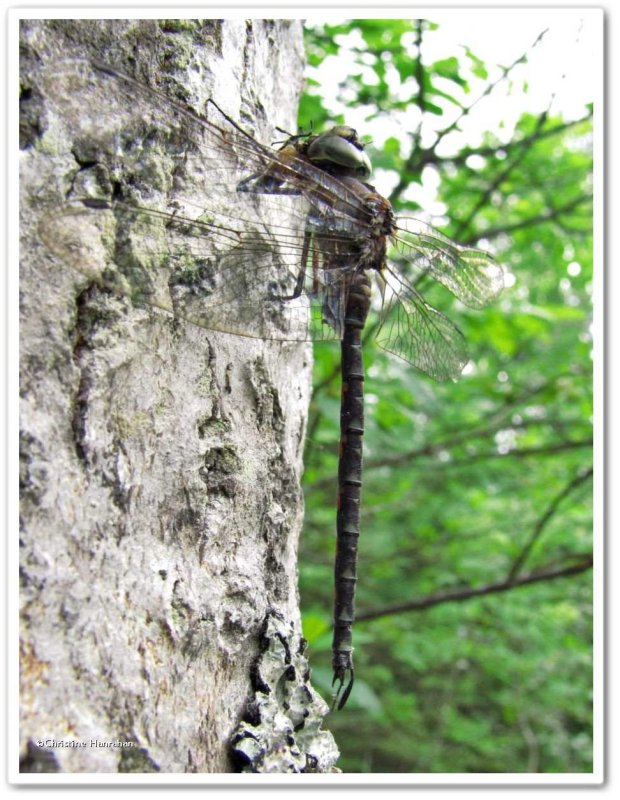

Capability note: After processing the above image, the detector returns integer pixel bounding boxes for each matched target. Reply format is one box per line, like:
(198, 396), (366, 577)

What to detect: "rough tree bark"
(19, 18), (339, 774)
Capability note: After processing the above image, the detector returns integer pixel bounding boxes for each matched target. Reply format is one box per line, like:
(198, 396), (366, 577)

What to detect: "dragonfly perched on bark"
(36, 58), (503, 710)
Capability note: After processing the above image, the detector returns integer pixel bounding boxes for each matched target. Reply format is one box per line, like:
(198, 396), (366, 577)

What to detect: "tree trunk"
(19, 18), (338, 774)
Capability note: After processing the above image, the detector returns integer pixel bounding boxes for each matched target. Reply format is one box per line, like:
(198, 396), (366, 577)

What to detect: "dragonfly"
(36, 58), (504, 710)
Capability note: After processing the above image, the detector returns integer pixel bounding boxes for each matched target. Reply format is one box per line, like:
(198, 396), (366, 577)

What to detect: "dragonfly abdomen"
(332, 270), (372, 709)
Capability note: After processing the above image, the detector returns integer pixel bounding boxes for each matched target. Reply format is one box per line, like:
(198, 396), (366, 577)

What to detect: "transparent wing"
(35, 57), (377, 342)
(35, 58), (502, 370)
(375, 265), (469, 381)
(38, 198), (361, 343)
(392, 217), (504, 309)
(39, 58), (373, 224)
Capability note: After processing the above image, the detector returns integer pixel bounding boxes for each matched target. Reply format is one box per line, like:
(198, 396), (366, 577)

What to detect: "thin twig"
(441, 111), (593, 170)
(390, 28), (549, 203)
(506, 467), (593, 580)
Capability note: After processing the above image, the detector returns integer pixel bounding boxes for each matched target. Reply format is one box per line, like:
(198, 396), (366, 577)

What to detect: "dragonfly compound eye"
(307, 133), (372, 179)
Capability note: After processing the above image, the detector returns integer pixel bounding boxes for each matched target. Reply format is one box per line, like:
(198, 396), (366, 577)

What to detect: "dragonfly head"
(306, 126), (372, 180)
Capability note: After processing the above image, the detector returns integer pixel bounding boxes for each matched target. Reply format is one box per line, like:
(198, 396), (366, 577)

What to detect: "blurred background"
(296, 13), (596, 773)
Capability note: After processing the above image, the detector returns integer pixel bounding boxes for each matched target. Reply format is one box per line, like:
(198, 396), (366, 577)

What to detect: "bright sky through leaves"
(306, 10), (597, 133)
(304, 10), (599, 212)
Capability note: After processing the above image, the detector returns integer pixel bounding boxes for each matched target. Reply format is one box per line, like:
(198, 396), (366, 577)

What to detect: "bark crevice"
(19, 18), (337, 774)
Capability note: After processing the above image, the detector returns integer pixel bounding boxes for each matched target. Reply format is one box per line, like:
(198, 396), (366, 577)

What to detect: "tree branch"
(440, 111), (593, 170)
(465, 193), (592, 243)
(305, 364), (591, 488)
(356, 555), (593, 622)
(506, 466), (593, 580)
(390, 28), (549, 203)
(429, 29), (549, 155)
(307, 434), (590, 491)
(411, 19), (425, 156)
(417, 438), (592, 471)
(452, 106), (550, 240)
(369, 433), (591, 472)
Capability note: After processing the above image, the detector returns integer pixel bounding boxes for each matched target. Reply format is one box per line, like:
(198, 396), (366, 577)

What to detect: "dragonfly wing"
(393, 218), (504, 309)
(39, 59), (372, 224)
(36, 58), (373, 343)
(38, 199), (349, 343)
(376, 266), (469, 381)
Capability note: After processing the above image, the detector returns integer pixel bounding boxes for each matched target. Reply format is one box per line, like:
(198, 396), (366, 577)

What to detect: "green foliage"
(298, 19), (593, 774)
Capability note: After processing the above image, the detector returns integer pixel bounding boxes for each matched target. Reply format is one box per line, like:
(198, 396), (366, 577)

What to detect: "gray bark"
(19, 18), (338, 774)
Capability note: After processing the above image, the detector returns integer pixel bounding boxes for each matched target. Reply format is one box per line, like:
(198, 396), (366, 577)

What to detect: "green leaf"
(301, 612), (330, 643)
(464, 46), (488, 80)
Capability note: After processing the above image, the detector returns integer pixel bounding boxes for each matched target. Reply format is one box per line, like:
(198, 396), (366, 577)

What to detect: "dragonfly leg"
(270, 229), (310, 301)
